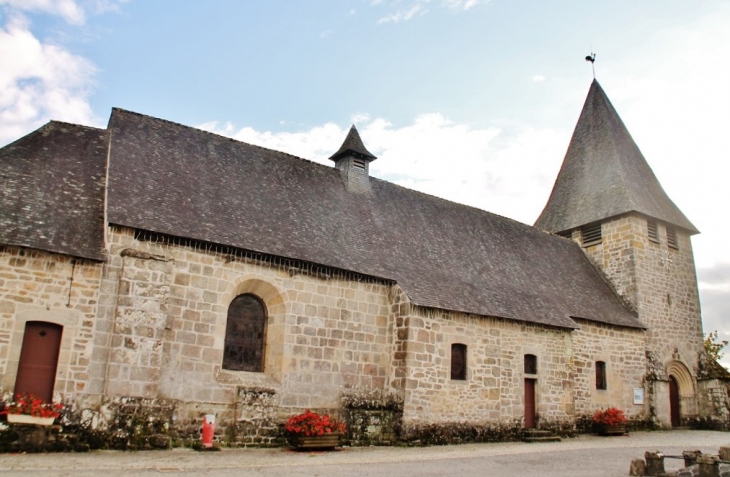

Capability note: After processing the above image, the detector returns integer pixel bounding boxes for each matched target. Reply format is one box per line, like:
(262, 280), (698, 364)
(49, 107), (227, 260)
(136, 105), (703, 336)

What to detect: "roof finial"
(585, 47), (596, 79)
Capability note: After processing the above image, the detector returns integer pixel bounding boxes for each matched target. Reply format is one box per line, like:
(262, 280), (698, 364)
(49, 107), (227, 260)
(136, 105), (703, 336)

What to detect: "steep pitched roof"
(535, 80), (698, 234)
(106, 108), (642, 329)
(0, 122), (108, 261)
(329, 125), (377, 162)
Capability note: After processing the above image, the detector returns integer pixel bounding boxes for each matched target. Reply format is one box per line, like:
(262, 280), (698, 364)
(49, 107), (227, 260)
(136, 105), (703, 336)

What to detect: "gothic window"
(451, 343), (467, 380)
(667, 227), (678, 250)
(596, 361), (607, 390)
(524, 354), (537, 375)
(581, 223), (602, 246)
(647, 220), (659, 243)
(223, 294), (267, 372)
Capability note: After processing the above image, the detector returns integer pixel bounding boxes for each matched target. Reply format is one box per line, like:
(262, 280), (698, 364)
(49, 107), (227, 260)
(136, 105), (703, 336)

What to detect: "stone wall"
(398, 306), (573, 429)
(570, 319), (647, 420)
(579, 214), (706, 424)
(581, 215), (703, 360)
(99, 227), (396, 436)
(0, 245), (103, 400)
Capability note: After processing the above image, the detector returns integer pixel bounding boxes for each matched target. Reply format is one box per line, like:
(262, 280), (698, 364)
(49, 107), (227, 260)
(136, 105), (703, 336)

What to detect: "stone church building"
(0, 80), (727, 446)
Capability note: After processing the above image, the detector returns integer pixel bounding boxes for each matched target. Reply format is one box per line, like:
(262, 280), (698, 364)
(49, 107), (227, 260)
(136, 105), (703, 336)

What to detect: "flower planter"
(596, 425), (626, 436)
(287, 433), (342, 451)
(6, 414), (55, 426)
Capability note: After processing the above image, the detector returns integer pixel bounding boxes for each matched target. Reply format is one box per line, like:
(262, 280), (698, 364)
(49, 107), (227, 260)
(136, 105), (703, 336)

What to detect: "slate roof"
(0, 122), (108, 261)
(105, 108), (642, 330)
(329, 125), (377, 162)
(535, 80), (698, 234)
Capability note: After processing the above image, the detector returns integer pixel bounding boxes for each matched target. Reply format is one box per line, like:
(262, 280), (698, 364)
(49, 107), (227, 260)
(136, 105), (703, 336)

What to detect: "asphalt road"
(0, 430), (728, 477)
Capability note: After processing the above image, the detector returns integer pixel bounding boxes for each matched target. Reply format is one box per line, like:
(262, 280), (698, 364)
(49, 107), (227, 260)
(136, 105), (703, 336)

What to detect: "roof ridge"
(111, 108), (553, 238)
(110, 107), (327, 168)
(48, 120), (105, 131)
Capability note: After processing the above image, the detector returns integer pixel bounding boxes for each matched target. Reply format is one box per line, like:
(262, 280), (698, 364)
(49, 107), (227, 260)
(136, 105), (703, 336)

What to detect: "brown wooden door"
(14, 322), (62, 402)
(524, 378), (536, 428)
(669, 376), (681, 427)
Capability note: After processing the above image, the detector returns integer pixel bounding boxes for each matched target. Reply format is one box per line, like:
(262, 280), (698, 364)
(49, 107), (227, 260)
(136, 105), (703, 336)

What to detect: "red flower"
(593, 407), (627, 426)
(1, 393), (63, 419)
(284, 410), (346, 437)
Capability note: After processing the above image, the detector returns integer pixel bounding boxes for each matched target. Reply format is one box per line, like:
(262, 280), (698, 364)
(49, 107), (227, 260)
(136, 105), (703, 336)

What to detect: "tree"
(705, 330), (729, 361)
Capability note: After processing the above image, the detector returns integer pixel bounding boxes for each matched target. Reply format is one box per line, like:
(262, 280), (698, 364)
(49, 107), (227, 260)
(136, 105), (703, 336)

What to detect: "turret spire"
(535, 80), (698, 234)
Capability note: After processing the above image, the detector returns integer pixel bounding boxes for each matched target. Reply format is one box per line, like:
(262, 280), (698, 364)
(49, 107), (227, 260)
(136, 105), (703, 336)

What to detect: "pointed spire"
(329, 125), (377, 163)
(535, 80), (698, 234)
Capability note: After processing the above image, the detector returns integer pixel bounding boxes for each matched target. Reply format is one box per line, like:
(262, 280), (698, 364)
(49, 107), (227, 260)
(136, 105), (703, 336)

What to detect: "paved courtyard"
(0, 430), (728, 476)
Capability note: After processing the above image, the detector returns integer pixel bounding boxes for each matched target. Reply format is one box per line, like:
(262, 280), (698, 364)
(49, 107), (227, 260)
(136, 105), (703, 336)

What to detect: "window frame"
(596, 361), (607, 390)
(450, 343), (467, 381)
(524, 354), (538, 375)
(222, 293), (267, 373)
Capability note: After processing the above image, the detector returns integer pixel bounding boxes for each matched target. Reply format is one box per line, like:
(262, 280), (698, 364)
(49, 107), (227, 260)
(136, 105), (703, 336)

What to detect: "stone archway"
(666, 361), (695, 428)
(221, 278), (287, 381)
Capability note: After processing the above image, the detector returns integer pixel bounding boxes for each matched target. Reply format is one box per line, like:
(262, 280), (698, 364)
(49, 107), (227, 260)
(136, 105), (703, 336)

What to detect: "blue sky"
(2, 0), (730, 360)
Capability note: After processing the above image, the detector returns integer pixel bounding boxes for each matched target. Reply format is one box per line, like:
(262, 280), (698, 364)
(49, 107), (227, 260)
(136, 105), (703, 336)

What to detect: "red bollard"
(202, 414), (216, 448)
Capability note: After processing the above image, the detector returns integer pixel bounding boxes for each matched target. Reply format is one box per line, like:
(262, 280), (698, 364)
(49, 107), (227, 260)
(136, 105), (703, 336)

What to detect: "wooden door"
(14, 322), (62, 402)
(524, 378), (536, 428)
(669, 376), (681, 427)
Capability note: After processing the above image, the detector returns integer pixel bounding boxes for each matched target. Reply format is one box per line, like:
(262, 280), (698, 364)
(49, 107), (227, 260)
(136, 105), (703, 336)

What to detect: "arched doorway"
(14, 321), (63, 402)
(669, 376), (681, 427)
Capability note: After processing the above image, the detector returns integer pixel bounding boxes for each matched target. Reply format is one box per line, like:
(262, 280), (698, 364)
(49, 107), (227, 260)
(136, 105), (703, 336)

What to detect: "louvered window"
(524, 354), (537, 375)
(557, 230), (572, 239)
(451, 343), (467, 380)
(353, 158), (366, 169)
(667, 228), (678, 249)
(647, 220), (659, 243)
(581, 223), (602, 246)
(596, 361), (607, 390)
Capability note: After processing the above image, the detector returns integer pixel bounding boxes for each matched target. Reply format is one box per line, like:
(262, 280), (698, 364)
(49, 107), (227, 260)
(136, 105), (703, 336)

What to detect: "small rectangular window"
(647, 220), (659, 243)
(451, 343), (467, 380)
(596, 361), (607, 390)
(581, 223), (602, 246)
(667, 228), (678, 249)
(353, 158), (366, 169)
(524, 354), (537, 375)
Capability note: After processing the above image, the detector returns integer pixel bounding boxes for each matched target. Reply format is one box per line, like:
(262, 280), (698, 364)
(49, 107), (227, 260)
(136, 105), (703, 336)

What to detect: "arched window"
(524, 354), (537, 375)
(596, 361), (607, 390)
(451, 343), (467, 380)
(223, 294), (267, 372)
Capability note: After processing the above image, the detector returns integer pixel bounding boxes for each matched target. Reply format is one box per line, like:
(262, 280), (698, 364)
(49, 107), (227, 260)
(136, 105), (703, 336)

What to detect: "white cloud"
(0, 0), (128, 25)
(0, 0), (86, 24)
(0, 12), (99, 145)
(443, 0), (485, 10)
(377, 4), (427, 24)
(532, 75), (545, 83)
(374, 0), (487, 23)
(350, 112), (370, 124)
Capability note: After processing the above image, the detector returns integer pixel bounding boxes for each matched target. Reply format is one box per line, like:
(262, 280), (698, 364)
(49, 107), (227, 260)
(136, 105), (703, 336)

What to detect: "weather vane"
(585, 49), (596, 79)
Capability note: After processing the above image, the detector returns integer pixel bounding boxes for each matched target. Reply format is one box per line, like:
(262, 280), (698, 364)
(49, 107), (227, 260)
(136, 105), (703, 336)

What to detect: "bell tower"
(535, 80), (704, 427)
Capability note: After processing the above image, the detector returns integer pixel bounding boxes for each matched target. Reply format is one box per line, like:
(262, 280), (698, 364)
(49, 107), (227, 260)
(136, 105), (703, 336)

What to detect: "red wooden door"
(14, 322), (62, 402)
(524, 378), (536, 428)
(669, 376), (681, 427)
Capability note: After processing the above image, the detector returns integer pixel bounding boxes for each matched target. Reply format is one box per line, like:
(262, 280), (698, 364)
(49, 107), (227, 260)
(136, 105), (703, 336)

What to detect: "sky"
(1, 0), (729, 362)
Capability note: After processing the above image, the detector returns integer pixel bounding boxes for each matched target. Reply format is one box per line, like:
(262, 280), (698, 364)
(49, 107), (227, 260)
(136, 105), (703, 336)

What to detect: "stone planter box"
(287, 433), (342, 451)
(6, 414), (55, 426)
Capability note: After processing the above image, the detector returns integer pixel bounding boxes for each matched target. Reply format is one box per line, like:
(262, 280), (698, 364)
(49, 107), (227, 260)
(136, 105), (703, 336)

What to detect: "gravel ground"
(0, 430), (728, 476)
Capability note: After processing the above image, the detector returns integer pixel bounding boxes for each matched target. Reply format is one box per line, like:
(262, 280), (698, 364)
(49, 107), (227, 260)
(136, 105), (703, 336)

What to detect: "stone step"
(522, 435), (562, 443)
(521, 429), (561, 443)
